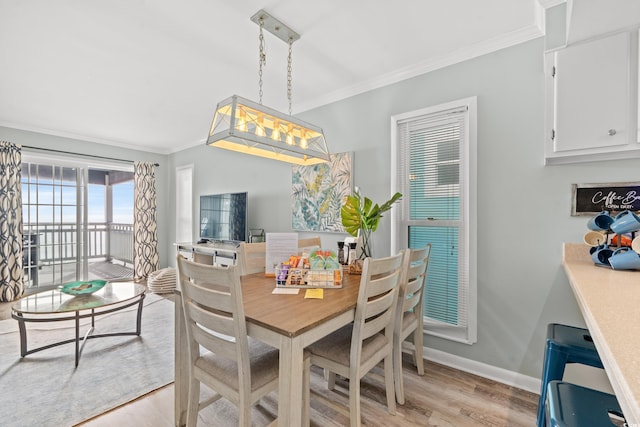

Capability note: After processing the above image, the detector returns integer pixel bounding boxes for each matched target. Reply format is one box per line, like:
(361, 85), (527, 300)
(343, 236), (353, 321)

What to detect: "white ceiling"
(0, 0), (545, 154)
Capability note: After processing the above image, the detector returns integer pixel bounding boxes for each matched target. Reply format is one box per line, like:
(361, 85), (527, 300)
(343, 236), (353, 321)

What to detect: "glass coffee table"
(11, 281), (146, 367)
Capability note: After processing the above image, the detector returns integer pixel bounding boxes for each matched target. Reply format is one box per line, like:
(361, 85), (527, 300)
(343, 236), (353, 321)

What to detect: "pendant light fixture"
(206, 10), (330, 166)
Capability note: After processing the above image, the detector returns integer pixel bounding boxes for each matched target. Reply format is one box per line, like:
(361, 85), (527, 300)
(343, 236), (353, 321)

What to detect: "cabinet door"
(546, 31), (633, 161)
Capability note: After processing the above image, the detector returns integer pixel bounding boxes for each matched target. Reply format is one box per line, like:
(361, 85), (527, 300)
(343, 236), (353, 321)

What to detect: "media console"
(176, 241), (238, 266)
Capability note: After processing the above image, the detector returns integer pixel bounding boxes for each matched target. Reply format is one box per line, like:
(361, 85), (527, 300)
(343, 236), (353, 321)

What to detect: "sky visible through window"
(23, 179), (133, 224)
(88, 181), (133, 224)
(88, 181), (134, 224)
(112, 181), (134, 224)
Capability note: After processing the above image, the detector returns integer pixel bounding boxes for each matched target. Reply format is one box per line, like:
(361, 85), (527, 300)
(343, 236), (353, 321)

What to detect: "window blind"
(393, 99), (476, 344)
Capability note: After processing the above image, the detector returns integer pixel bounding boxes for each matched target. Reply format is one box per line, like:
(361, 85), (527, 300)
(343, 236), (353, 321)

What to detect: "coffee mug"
(610, 210), (640, 234)
(583, 231), (606, 247)
(608, 247), (640, 270)
(591, 244), (613, 266)
(587, 211), (614, 231)
(589, 244), (605, 256)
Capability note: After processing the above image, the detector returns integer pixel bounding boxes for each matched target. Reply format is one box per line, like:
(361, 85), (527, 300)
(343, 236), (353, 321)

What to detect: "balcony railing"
(22, 222), (134, 291)
(24, 222), (134, 267)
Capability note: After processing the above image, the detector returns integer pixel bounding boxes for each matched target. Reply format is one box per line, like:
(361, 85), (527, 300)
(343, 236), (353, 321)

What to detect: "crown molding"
(0, 121), (171, 155)
(295, 23), (545, 114)
(538, 0), (566, 8)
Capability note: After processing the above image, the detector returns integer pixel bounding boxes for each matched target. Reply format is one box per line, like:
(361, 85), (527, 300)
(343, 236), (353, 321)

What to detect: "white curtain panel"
(0, 141), (24, 302)
(133, 161), (159, 280)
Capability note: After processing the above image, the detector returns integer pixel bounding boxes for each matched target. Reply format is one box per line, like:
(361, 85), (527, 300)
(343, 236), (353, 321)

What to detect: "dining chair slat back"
(304, 251), (404, 427)
(298, 236), (322, 250)
(393, 244), (431, 404)
(239, 238), (320, 276)
(238, 242), (267, 275)
(176, 254), (279, 427)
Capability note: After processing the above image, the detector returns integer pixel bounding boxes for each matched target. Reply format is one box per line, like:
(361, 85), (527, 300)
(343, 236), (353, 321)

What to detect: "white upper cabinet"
(544, 30), (639, 164)
(565, 0), (640, 45)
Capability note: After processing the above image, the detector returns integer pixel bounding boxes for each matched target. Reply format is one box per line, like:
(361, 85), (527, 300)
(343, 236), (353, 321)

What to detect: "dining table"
(174, 268), (362, 427)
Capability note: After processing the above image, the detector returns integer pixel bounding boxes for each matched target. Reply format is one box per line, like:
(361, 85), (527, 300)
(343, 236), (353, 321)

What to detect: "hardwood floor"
(2, 289), (537, 426)
(77, 355), (538, 427)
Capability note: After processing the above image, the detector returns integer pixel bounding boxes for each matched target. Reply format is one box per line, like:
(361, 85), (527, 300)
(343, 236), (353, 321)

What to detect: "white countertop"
(563, 243), (640, 425)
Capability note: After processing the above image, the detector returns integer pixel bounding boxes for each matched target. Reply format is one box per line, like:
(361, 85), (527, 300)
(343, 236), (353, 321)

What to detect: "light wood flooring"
(2, 285), (538, 426)
(76, 355), (538, 427)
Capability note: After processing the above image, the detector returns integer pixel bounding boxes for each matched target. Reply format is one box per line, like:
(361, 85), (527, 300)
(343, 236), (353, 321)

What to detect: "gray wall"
(0, 126), (170, 267)
(169, 37), (640, 379)
(3, 33), (638, 380)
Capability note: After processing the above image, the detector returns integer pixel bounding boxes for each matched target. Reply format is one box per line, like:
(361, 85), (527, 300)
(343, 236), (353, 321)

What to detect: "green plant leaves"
(340, 191), (402, 237)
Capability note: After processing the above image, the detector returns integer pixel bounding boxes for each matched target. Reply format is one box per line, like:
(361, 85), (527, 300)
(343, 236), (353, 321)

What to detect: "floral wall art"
(291, 152), (352, 232)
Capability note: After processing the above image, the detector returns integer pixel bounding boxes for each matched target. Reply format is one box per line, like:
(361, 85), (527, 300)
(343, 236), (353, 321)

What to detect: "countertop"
(563, 243), (640, 425)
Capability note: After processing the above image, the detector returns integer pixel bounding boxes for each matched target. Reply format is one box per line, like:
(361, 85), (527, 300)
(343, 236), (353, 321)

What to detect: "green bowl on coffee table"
(60, 280), (107, 296)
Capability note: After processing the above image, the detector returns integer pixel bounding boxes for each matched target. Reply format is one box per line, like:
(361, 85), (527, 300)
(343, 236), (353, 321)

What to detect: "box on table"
(275, 266), (343, 288)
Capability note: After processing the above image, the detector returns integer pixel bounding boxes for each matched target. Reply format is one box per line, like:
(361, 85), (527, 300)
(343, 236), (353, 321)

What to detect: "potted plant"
(340, 188), (402, 271)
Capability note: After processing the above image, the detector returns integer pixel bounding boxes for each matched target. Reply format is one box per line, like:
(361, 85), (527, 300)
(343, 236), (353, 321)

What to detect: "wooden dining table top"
(241, 269), (362, 337)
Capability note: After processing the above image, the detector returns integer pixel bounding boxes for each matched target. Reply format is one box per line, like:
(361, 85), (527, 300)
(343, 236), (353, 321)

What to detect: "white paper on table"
(272, 287), (300, 295)
(265, 232), (298, 275)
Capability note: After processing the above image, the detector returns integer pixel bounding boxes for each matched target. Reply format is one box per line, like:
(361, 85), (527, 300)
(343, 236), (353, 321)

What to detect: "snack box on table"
(275, 249), (343, 288)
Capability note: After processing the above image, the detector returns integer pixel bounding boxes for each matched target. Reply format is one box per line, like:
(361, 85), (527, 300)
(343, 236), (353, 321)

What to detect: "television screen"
(199, 192), (248, 243)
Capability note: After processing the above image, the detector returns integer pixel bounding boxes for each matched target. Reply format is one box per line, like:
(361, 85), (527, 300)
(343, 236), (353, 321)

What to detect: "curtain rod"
(21, 145), (160, 167)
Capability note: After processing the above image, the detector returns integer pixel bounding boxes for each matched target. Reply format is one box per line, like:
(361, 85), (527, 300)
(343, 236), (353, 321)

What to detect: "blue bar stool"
(537, 323), (605, 427)
(546, 380), (625, 427)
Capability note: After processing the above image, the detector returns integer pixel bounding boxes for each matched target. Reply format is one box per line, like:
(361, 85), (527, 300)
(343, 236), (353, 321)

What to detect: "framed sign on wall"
(571, 182), (640, 216)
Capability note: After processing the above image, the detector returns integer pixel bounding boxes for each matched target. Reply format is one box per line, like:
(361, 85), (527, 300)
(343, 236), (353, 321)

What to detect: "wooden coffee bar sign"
(572, 182), (640, 216)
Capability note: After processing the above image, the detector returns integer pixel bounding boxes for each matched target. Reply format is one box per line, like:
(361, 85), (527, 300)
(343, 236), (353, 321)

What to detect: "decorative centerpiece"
(340, 188), (402, 274)
(275, 249), (343, 288)
(59, 280), (107, 295)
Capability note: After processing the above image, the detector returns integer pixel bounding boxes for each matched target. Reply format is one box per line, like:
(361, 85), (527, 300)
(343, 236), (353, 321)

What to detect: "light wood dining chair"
(176, 254), (279, 427)
(393, 244), (431, 404)
(238, 242), (267, 275)
(303, 252), (404, 427)
(298, 236), (321, 250)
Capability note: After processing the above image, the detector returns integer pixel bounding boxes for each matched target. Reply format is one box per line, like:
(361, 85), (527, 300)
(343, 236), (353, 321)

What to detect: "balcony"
(23, 222), (134, 293)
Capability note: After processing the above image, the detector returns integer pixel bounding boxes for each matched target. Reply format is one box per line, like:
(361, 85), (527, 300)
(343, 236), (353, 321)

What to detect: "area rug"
(0, 293), (175, 427)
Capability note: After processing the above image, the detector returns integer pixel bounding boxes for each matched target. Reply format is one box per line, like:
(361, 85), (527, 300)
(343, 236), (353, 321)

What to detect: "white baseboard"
(423, 347), (542, 395)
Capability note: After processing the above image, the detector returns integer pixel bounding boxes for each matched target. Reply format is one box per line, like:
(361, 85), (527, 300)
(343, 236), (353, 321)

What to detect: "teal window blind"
(393, 98), (476, 344)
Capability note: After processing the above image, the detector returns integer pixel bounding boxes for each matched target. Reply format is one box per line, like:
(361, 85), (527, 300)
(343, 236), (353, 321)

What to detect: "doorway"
(21, 156), (134, 293)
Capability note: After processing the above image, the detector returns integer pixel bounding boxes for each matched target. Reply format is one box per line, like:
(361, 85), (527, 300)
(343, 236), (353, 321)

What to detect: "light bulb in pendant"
(286, 123), (294, 145)
(299, 130), (308, 149)
(272, 120), (281, 141)
(237, 109), (247, 132)
(256, 114), (266, 137)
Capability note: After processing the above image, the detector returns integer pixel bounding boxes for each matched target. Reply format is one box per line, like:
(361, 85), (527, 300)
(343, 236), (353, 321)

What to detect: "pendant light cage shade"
(207, 95), (330, 166)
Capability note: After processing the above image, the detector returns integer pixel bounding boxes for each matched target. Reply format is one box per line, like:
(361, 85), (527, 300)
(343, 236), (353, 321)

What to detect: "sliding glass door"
(21, 153), (134, 293)
(22, 163), (83, 289)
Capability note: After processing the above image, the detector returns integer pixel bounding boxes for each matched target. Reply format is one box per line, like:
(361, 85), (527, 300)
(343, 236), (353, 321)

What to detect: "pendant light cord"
(256, 14), (295, 115)
(287, 37), (293, 116)
(258, 17), (266, 105)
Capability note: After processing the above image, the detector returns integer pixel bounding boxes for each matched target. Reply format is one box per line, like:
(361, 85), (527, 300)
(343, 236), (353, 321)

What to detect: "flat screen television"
(199, 192), (248, 243)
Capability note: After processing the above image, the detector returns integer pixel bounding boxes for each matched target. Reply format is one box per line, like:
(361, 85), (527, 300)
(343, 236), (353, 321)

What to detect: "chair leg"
(303, 356), (311, 427)
(349, 375), (362, 427)
(327, 370), (337, 390)
(393, 335), (405, 405)
(414, 328), (425, 376)
(384, 354), (397, 415)
(186, 378), (201, 427)
(238, 402), (250, 427)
